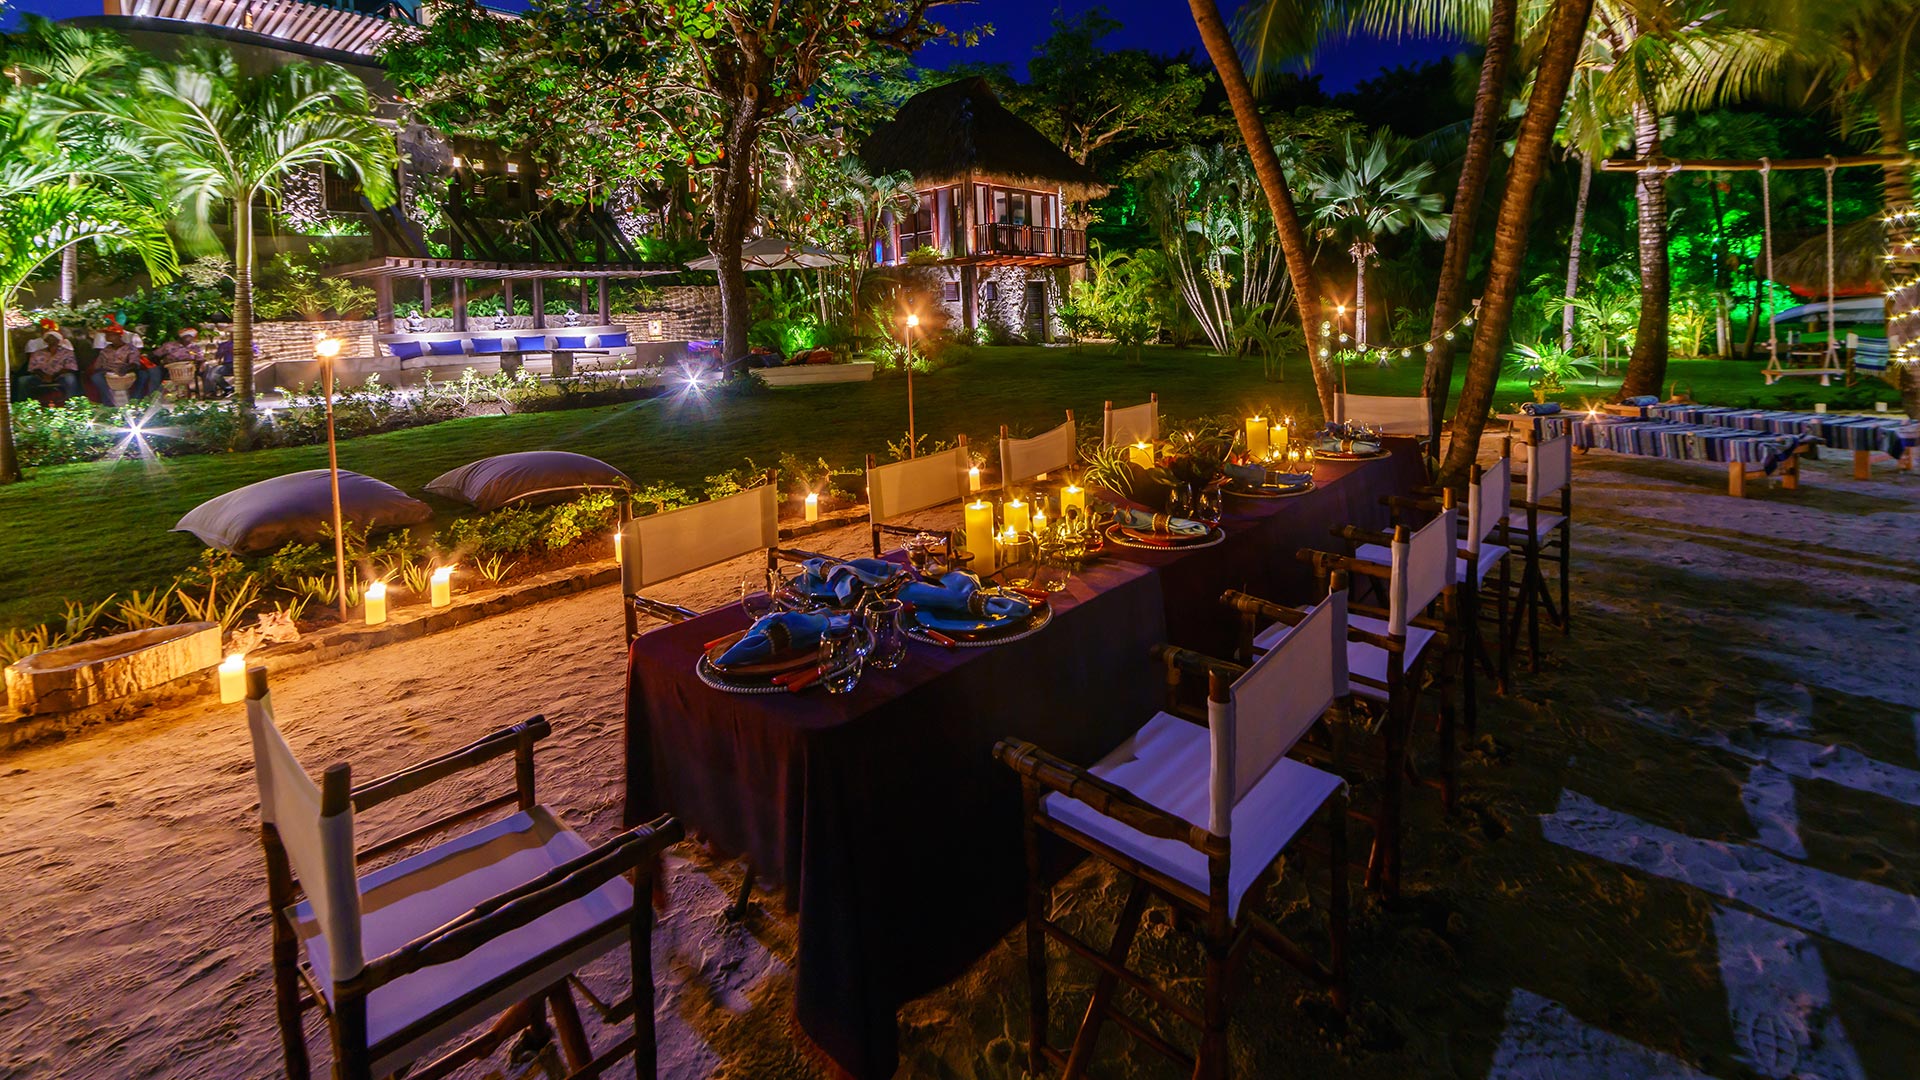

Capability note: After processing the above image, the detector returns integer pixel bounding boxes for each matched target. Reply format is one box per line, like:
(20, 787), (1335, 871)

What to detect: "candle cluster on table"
(1245, 415), (1295, 463)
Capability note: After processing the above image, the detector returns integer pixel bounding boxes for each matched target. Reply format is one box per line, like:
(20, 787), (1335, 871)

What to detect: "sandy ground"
(1, 445), (1916, 1080)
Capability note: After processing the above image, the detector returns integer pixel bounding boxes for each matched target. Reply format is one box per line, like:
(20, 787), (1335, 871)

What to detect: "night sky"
(5, 0), (1466, 92)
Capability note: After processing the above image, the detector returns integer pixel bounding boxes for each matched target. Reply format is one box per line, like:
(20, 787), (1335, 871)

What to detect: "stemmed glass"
(739, 572), (777, 622)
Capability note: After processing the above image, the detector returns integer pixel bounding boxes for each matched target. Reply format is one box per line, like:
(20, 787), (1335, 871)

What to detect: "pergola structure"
(334, 256), (680, 333)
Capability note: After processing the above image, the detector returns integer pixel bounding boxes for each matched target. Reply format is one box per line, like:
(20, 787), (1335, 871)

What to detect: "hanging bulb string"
(1314, 299), (1483, 363)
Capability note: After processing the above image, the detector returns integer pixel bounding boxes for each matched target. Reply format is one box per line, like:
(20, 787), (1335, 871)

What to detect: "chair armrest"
(352, 717), (551, 812)
(769, 545), (838, 566)
(1147, 643), (1246, 683)
(1298, 548), (1392, 581)
(359, 813), (684, 992)
(994, 738), (1221, 856)
(1334, 524), (1395, 548)
(1381, 494), (1440, 517)
(1220, 589), (1308, 628)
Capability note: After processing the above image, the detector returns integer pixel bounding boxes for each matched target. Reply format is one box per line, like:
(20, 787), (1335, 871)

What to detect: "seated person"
(149, 326), (206, 393)
(201, 334), (259, 398)
(15, 332), (82, 402)
(89, 321), (162, 401)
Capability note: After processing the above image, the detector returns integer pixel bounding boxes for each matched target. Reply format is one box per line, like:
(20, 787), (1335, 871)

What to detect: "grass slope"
(0, 345), (1896, 631)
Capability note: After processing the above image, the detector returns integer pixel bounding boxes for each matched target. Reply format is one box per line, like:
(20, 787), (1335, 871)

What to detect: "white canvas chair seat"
(1255, 614), (1434, 703)
(1354, 542), (1507, 587)
(293, 806), (633, 1072)
(1043, 713), (1342, 920)
(1510, 512), (1566, 542)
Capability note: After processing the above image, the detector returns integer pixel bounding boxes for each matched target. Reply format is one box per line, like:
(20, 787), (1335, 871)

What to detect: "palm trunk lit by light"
(317, 336), (348, 620)
(904, 312), (920, 458)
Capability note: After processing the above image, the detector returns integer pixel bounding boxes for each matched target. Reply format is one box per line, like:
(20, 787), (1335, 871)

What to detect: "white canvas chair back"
(1103, 395), (1158, 448)
(248, 690), (364, 984)
(867, 444), (971, 524)
(621, 484), (778, 591)
(1388, 509), (1456, 637)
(1206, 590), (1349, 836)
(1333, 392), (1433, 438)
(1527, 434), (1571, 503)
(1469, 456), (1511, 552)
(1000, 418), (1077, 487)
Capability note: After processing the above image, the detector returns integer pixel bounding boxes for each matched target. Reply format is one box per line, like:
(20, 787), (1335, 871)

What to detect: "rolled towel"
(1112, 508), (1209, 537)
(1622, 395), (1659, 407)
(1520, 401), (1561, 415)
(718, 611), (838, 666)
(796, 556), (898, 603)
(900, 571), (1031, 621)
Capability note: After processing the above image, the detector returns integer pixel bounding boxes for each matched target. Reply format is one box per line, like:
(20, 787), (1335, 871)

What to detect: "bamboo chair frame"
(249, 668), (683, 1080)
(617, 473), (779, 643)
(1504, 437), (1573, 672)
(995, 646), (1349, 1080)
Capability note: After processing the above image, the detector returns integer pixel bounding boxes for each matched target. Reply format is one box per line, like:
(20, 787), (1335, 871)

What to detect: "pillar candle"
(1245, 416), (1270, 460)
(1059, 484), (1086, 523)
(1003, 498), (1031, 535)
(364, 581), (388, 625)
(1033, 508), (1048, 535)
(964, 499), (997, 570)
(1273, 421), (1289, 458)
(219, 653), (246, 704)
(969, 465), (982, 492)
(1129, 442), (1154, 469)
(430, 565), (453, 608)
(804, 492), (819, 522)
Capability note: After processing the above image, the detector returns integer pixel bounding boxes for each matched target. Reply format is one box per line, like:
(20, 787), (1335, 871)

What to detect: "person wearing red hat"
(89, 320), (161, 401)
(16, 330), (81, 402)
(149, 326), (206, 397)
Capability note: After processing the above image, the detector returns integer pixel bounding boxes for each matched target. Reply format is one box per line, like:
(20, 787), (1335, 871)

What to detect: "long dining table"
(622, 438), (1424, 1078)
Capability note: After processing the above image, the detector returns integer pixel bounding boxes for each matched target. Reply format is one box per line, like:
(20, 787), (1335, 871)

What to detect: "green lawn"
(0, 344), (1898, 632)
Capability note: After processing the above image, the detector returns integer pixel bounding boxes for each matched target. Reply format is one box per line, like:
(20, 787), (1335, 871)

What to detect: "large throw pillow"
(425, 451), (633, 511)
(595, 331), (630, 349)
(386, 339), (424, 360)
(514, 334), (549, 351)
(427, 338), (467, 356)
(469, 337), (504, 354)
(174, 470), (432, 553)
(554, 334), (590, 349)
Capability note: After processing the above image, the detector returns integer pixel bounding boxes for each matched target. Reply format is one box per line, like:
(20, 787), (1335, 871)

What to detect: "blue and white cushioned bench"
(1566, 414), (1819, 498)
(1627, 403), (1916, 481)
(374, 325), (639, 366)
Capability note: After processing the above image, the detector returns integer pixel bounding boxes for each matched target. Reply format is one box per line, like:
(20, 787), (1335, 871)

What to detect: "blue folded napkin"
(1521, 401), (1561, 415)
(1112, 508), (1209, 537)
(1222, 462), (1264, 486)
(1622, 395), (1659, 407)
(717, 612), (838, 667)
(900, 571), (1031, 622)
(795, 557), (899, 603)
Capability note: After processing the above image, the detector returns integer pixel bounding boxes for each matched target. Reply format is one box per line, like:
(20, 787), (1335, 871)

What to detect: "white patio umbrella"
(685, 235), (845, 271)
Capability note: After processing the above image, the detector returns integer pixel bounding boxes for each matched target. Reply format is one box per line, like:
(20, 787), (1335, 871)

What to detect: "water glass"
(739, 573), (777, 622)
(1195, 486), (1222, 522)
(819, 623), (864, 694)
(864, 599), (908, 670)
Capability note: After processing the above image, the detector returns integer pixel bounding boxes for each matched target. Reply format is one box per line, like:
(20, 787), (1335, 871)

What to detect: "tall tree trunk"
(1354, 247), (1369, 348)
(1188, 0), (1330, 416)
(233, 199), (258, 440)
(1423, 0), (1519, 438)
(60, 249), (77, 307)
(1878, 90), (1919, 418)
(0, 321), (19, 484)
(711, 102), (763, 368)
(1618, 103), (1670, 400)
(1439, 0), (1595, 487)
(1561, 152), (1593, 350)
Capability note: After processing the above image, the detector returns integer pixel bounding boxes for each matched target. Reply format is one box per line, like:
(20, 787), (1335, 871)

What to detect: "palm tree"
(0, 117), (177, 484)
(1573, 0), (1787, 400)
(1553, 66), (1632, 350)
(105, 49), (397, 422)
(0, 16), (140, 305)
(1441, 0), (1597, 486)
(1305, 131), (1449, 349)
(1187, 0), (1335, 417)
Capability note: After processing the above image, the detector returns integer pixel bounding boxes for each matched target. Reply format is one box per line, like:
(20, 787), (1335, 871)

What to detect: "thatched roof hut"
(1768, 217), (1885, 299)
(860, 78), (1109, 201)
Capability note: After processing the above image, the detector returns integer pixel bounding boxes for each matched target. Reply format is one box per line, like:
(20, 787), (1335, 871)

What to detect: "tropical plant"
(1510, 341), (1598, 401)
(115, 586), (176, 631)
(1140, 143), (1289, 355)
(474, 555), (518, 586)
(0, 109), (178, 483)
(105, 48), (398, 421)
(748, 275), (825, 356)
(1304, 130), (1449, 349)
(254, 245), (377, 321)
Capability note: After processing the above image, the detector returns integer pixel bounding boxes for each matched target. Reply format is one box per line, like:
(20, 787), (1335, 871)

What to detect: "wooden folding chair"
(865, 440), (972, 556)
(1262, 509), (1457, 896)
(1102, 394), (1158, 449)
(997, 589), (1351, 1080)
(1506, 433), (1572, 671)
(617, 481), (780, 644)
(1333, 390), (1437, 463)
(999, 414), (1077, 491)
(246, 668), (682, 1080)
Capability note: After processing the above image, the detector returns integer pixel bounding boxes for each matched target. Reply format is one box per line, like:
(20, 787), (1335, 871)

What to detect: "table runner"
(621, 439), (1426, 1077)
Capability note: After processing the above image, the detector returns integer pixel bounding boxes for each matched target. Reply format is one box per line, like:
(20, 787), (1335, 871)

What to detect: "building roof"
(98, 0), (403, 57)
(859, 78), (1108, 200)
(1769, 217), (1885, 299)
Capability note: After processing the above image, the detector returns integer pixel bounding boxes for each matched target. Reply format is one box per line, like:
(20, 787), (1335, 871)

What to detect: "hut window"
(982, 281), (998, 302)
(943, 281), (961, 302)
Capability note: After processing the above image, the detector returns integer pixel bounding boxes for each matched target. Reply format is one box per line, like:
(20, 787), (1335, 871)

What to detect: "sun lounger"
(1624, 404), (1916, 480)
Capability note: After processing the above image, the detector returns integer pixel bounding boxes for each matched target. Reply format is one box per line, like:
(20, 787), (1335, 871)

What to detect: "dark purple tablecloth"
(625, 558), (1167, 1077)
(621, 438), (1424, 1078)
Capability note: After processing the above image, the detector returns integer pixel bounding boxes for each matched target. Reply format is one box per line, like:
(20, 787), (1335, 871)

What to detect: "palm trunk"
(1618, 103), (1670, 400)
(1423, 0), (1518, 437)
(1877, 88), (1920, 418)
(0, 318), (20, 484)
(1188, 0), (1330, 416)
(1354, 248), (1369, 349)
(712, 105), (763, 368)
(1561, 152), (1592, 350)
(60, 174), (80, 306)
(1440, 0), (1594, 487)
(233, 199), (258, 440)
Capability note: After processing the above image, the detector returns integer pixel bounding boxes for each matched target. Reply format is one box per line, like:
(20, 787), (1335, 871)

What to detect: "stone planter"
(757, 362), (876, 388)
(5, 622), (221, 716)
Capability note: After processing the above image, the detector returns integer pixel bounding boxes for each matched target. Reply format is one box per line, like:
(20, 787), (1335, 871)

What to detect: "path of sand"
(2, 448), (1916, 1079)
